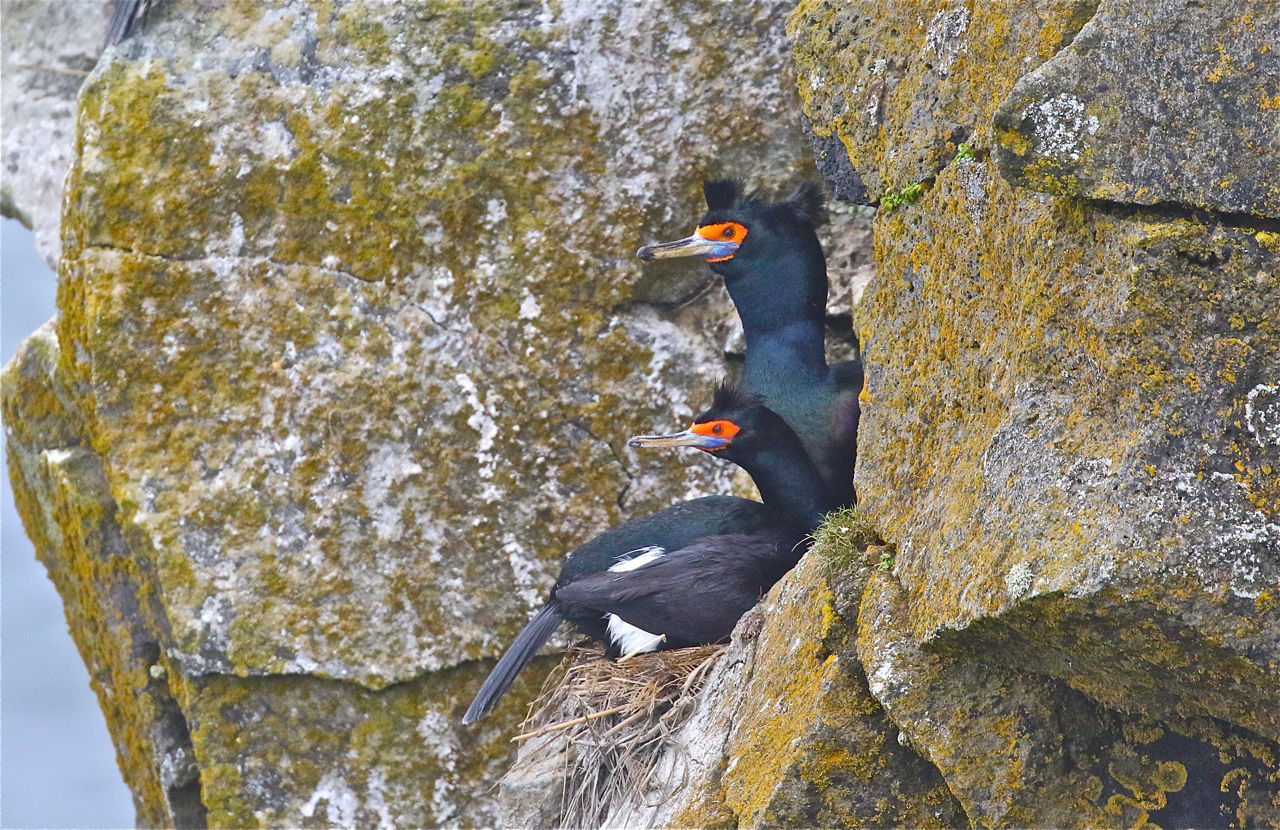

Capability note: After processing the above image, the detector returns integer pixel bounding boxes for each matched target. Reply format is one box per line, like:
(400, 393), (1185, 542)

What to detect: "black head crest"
(710, 382), (762, 413)
(781, 182), (826, 226)
(703, 179), (745, 211)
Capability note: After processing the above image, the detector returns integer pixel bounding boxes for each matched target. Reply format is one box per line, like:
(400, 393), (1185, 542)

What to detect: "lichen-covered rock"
(788, 0), (1280, 824)
(58, 0), (843, 690)
(0, 0), (113, 264)
(994, 0), (1280, 217)
(3, 324), (201, 827)
(860, 567), (1280, 827)
(861, 156), (1279, 741)
(176, 661), (555, 828)
(787, 0), (1099, 202)
(12, 0), (1276, 824)
(4, 0), (858, 823)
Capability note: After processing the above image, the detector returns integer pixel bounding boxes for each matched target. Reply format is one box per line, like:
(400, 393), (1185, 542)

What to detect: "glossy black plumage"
(638, 181), (862, 506)
(554, 531), (800, 648)
(462, 389), (835, 725)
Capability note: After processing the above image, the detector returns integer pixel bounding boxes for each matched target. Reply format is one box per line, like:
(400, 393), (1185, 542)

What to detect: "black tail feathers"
(461, 602), (564, 725)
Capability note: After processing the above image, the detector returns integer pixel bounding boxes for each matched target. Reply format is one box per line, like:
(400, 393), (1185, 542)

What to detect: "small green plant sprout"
(877, 549), (895, 571)
(879, 181), (924, 212)
(954, 142), (976, 161)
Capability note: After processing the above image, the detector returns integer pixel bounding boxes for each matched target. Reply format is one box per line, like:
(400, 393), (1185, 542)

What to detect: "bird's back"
(554, 495), (778, 588)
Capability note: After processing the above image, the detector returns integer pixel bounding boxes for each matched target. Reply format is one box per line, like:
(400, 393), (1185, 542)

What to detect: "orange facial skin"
(689, 419), (741, 450)
(696, 222), (748, 262)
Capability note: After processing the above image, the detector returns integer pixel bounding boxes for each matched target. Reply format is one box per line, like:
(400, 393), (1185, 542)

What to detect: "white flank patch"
(608, 546), (665, 573)
(604, 547), (668, 656)
(606, 614), (665, 657)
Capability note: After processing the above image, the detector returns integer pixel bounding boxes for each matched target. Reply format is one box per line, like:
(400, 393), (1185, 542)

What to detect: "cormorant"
(637, 180), (861, 506)
(462, 385), (836, 724)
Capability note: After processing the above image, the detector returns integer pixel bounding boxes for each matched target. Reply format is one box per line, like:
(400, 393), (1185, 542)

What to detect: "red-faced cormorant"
(637, 181), (861, 506)
(461, 385), (837, 725)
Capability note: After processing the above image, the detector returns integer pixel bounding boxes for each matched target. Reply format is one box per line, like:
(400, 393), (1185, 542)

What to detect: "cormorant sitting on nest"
(462, 385), (838, 724)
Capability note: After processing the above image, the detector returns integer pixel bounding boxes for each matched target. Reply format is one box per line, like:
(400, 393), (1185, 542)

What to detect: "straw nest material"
(504, 641), (726, 828)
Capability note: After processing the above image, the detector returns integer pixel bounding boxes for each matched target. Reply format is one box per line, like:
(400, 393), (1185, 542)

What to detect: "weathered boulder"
(994, 0), (1280, 218)
(860, 566), (1280, 827)
(787, 0), (1100, 204)
(3, 0), (863, 824)
(784, 0), (1280, 823)
(0, 0), (113, 265)
(862, 158), (1279, 740)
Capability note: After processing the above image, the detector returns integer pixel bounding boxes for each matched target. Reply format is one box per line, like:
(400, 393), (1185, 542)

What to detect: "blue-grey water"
(2, 217), (135, 828)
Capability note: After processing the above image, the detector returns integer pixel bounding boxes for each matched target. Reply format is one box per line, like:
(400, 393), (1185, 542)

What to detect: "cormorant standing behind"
(638, 181), (861, 506)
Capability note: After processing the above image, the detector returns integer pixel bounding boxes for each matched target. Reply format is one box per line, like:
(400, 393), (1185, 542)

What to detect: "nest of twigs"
(505, 641), (726, 829)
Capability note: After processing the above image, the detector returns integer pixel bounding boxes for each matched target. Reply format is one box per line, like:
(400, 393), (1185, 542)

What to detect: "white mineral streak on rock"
(41, 447), (78, 466)
(362, 443), (423, 542)
(517, 287), (541, 321)
(1245, 383), (1279, 447)
(502, 533), (548, 610)
(300, 771), (360, 826)
(363, 768), (396, 830)
(925, 7), (970, 78)
(1026, 93), (1100, 161)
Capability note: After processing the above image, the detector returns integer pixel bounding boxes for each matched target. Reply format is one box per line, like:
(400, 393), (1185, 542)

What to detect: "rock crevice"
(4, 0), (1277, 825)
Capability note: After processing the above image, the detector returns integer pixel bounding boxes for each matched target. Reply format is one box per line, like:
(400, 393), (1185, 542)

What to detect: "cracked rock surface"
(786, 0), (1277, 824)
(994, 0), (1280, 218)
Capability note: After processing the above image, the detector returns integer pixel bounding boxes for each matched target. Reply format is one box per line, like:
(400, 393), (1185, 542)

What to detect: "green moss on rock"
(786, 0), (1099, 201)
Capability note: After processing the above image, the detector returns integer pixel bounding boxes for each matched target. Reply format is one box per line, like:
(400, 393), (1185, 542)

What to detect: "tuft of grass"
(813, 506), (883, 573)
(954, 141), (976, 161)
(879, 181), (924, 211)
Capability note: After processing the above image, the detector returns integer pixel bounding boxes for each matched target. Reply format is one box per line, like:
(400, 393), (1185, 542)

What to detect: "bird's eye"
(711, 424), (723, 434)
(722, 226), (735, 239)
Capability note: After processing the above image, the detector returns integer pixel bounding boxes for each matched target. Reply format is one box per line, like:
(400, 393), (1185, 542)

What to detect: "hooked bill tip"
(636, 246), (655, 261)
